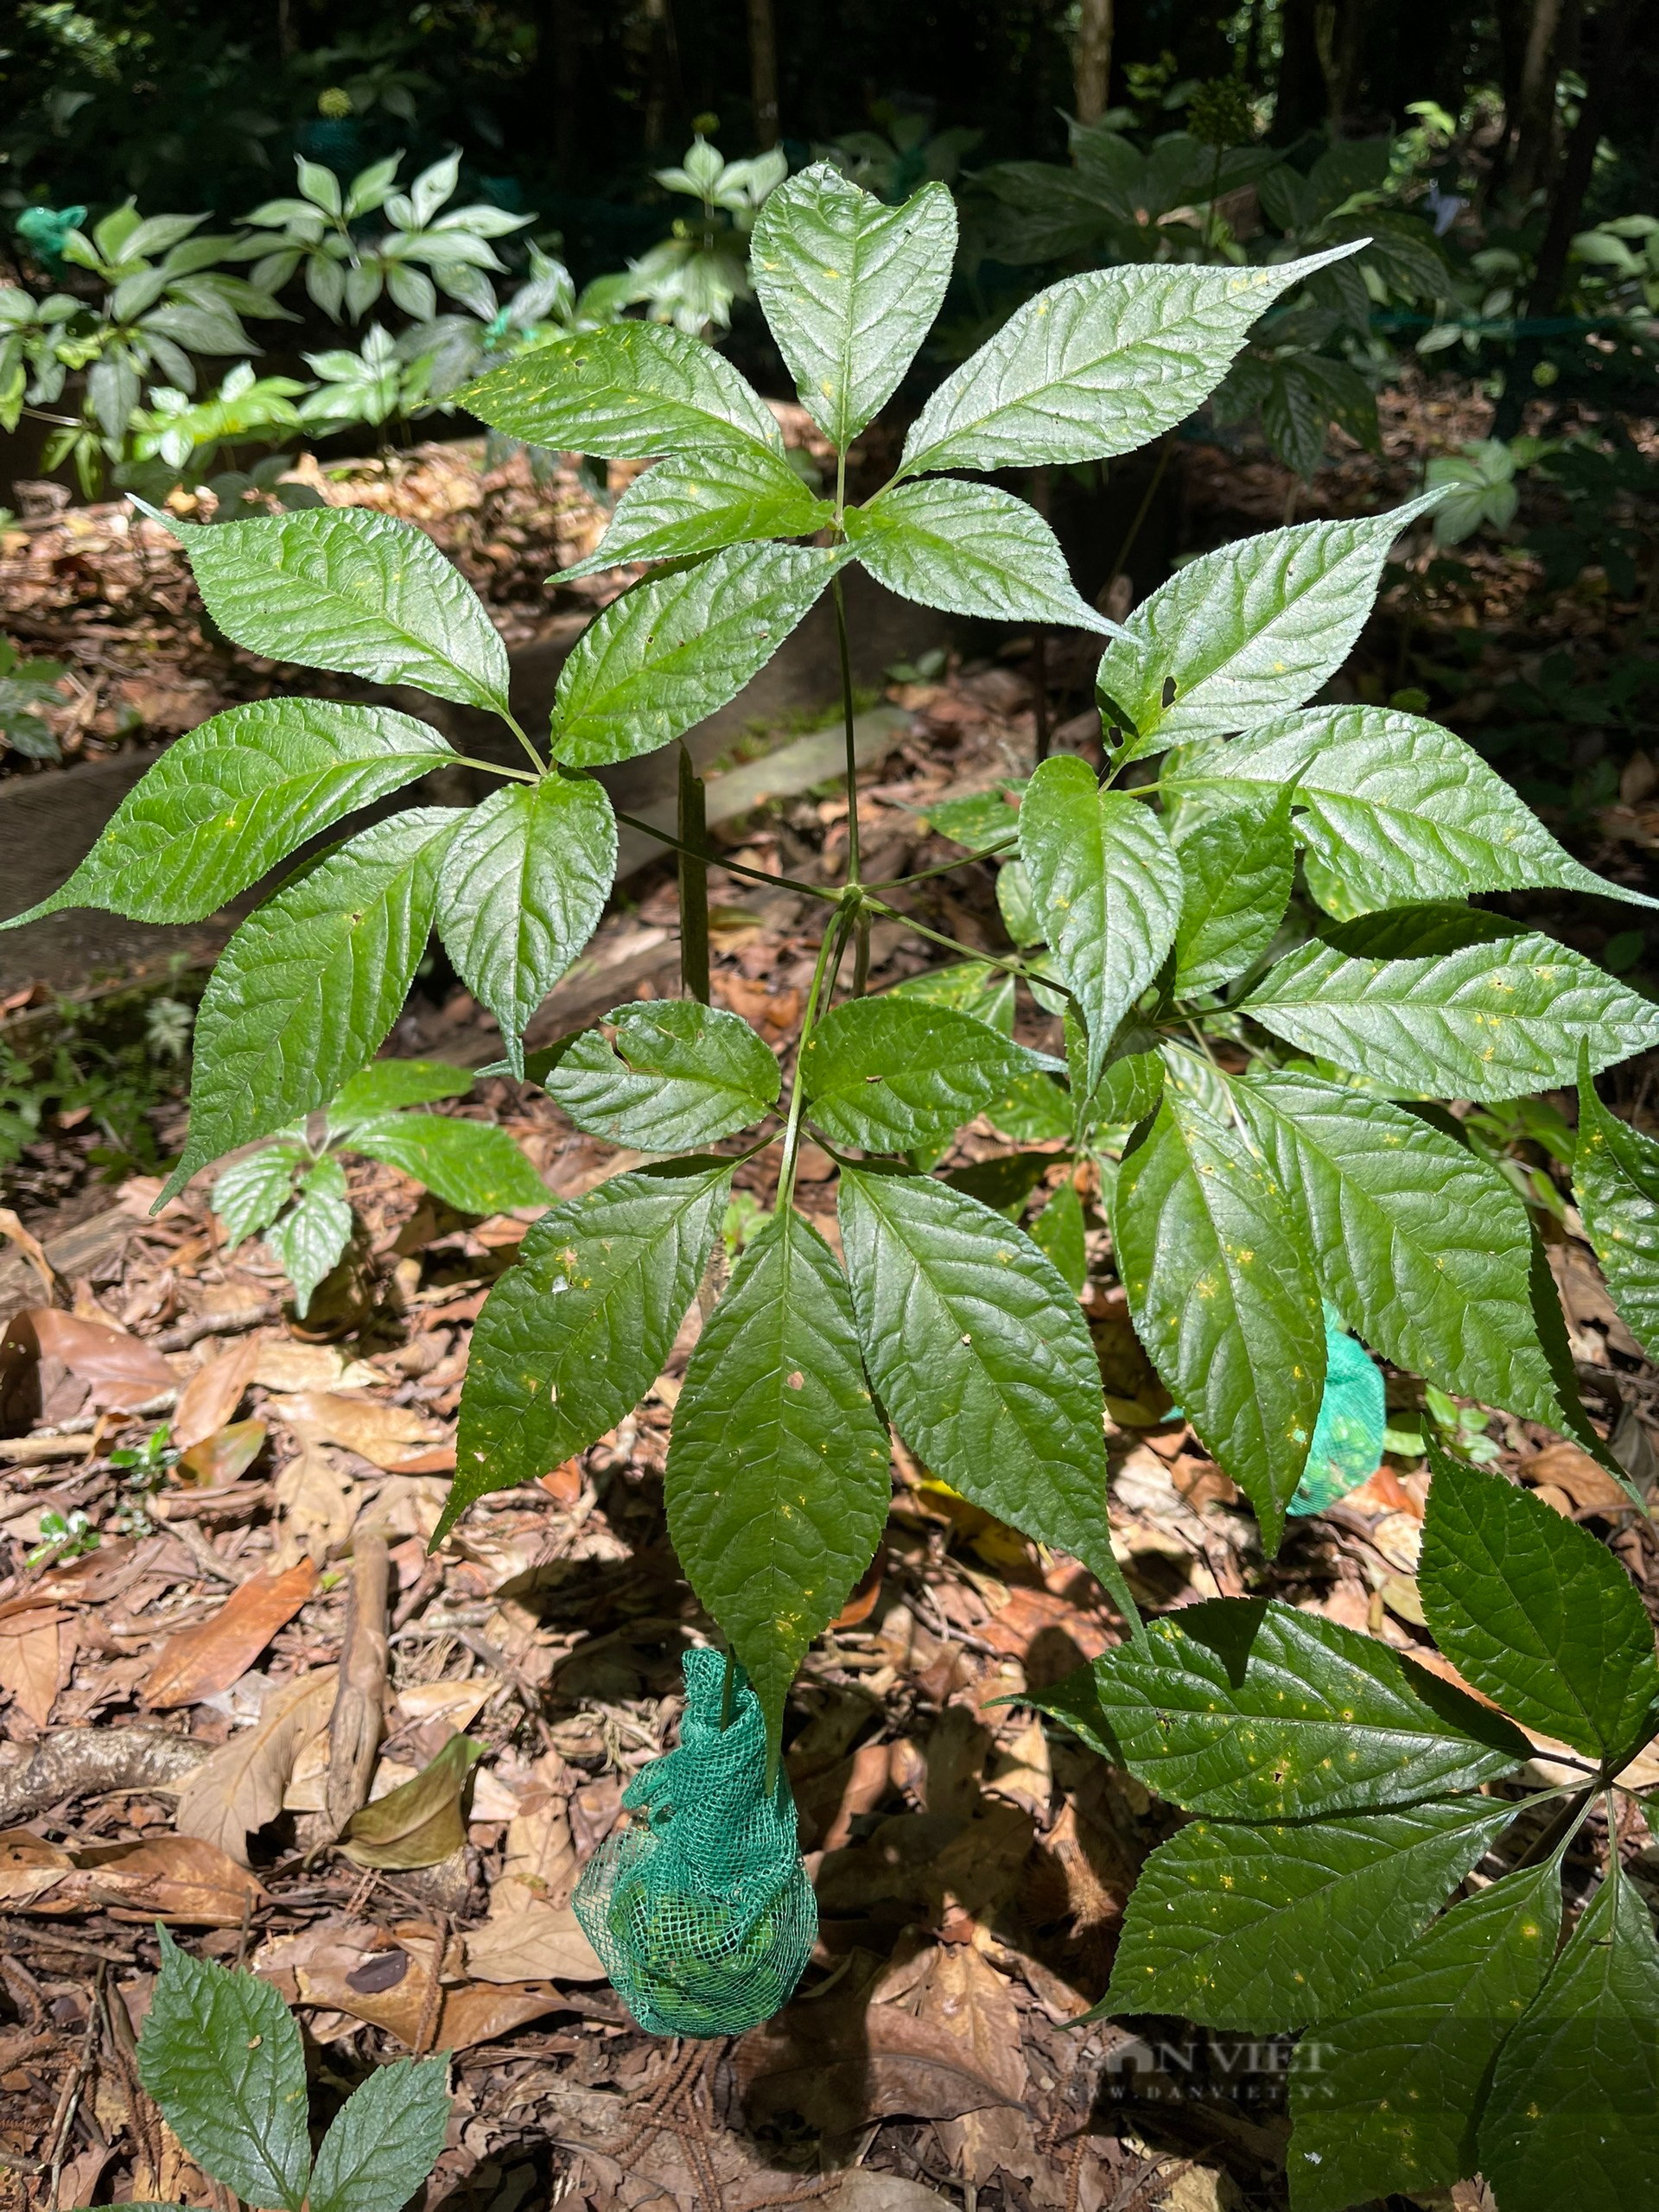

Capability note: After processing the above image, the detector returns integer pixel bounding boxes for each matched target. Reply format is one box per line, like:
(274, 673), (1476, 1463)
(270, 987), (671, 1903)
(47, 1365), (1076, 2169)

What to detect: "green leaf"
(1233, 1071), (1560, 1426)
(563, 448), (831, 578)
(1031, 1179), (1087, 1293)
(1287, 1861), (1560, 2212)
(346, 1111), (547, 1213)
(1018, 756), (1181, 1090)
(995, 858), (1043, 949)
(1091, 1597), (1528, 1820)
(434, 775), (616, 1077)
(1, 699), (454, 931)
(1479, 1863), (1659, 2211)
(899, 245), (1365, 476)
(987, 1068), (1075, 1144)
(1172, 785), (1296, 995)
(1024, 1664), (1122, 1764)
(540, 1001), (780, 1149)
(886, 960), (1016, 1035)
(550, 543), (846, 768)
(137, 1927), (311, 2212)
(1077, 1043), (1166, 1140)
(1101, 1796), (1517, 2031)
(265, 1154), (353, 1317)
(750, 164), (956, 449)
(800, 996), (1030, 1152)
(212, 1143), (303, 1248)
(441, 1162), (730, 1537)
(1095, 494), (1441, 758)
(156, 507), (510, 714)
(307, 2056), (452, 2212)
(1574, 1060), (1659, 1359)
(340, 1733), (483, 1870)
(666, 1207), (892, 1748)
(167, 810), (455, 1198)
(915, 784), (1025, 852)
(460, 321), (785, 460)
(1418, 1440), (1659, 1763)
(1166, 705), (1658, 920)
(329, 1059), (472, 1125)
(1243, 931), (1659, 1101)
(839, 1169), (1140, 1630)
(846, 480), (1114, 632)
(1111, 1088), (1324, 1550)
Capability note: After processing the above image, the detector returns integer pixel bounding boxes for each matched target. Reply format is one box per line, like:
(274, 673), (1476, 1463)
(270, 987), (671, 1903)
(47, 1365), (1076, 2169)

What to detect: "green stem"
(862, 893), (1070, 995)
(866, 834), (1020, 891)
(448, 754), (539, 784)
(609, 807), (840, 906)
(499, 707), (548, 779)
(677, 741), (711, 1006)
(776, 906), (855, 1213)
(832, 571), (861, 890)
(1102, 438), (1173, 617)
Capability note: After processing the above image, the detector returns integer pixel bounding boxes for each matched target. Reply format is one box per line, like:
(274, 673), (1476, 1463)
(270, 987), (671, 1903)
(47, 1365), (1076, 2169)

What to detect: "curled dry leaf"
(340, 1732), (482, 1869)
(0, 1614), (67, 1729)
(0, 1208), (60, 1301)
(272, 1443), (359, 1566)
(19, 1306), (174, 1410)
(276, 1389), (453, 1471)
(173, 1665), (339, 1864)
(176, 1417), (268, 1488)
(171, 1340), (259, 1452)
(463, 1903), (605, 1984)
(258, 1917), (568, 2050)
(141, 1558), (318, 1708)
(0, 1827), (263, 1924)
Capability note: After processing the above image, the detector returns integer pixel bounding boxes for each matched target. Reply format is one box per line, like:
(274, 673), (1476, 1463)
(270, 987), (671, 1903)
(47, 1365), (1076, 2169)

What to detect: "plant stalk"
(776, 904), (855, 1212)
(677, 741), (711, 1005)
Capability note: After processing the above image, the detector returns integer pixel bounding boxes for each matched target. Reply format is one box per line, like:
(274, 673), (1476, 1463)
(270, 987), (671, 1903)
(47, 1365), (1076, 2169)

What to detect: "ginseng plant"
(10, 163), (1659, 2207)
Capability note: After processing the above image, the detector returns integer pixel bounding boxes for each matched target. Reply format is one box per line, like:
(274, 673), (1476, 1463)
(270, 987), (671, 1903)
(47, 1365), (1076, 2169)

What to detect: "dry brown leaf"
(916, 1945), (1034, 2183)
(1525, 1442), (1635, 1514)
(72, 1834), (266, 1925)
(141, 1559), (318, 1707)
(251, 1342), (377, 1392)
(0, 1612), (63, 1726)
(0, 1826), (74, 1905)
(397, 1679), (499, 1730)
(795, 1741), (892, 1852)
(177, 1417), (268, 1489)
(497, 1763), (580, 1910)
(0, 1208), (60, 1300)
(984, 1715), (1053, 1820)
(22, 1306), (173, 1410)
(172, 1340), (259, 1451)
(272, 1444), (360, 1566)
(177, 1666), (340, 1861)
(463, 1904), (605, 1983)
(276, 1389), (450, 1471)
(340, 1732), (480, 1868)
(263, 1917), (567, 2050)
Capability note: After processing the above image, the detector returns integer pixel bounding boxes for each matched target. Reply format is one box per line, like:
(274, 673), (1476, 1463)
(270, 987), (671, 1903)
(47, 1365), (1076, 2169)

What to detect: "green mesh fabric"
(573, 1649), (817, 2037)
(1289, 1304), (1388, 1516)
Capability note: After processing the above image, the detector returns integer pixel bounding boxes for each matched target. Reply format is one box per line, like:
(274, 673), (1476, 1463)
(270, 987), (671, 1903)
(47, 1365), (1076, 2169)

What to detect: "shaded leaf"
(264, 1154), (352, 1317)
(341, 1734), (482, 1869)
(307, 2056), (453, 2212)
(1030, 1179), (1087, 1293)
(564, 447), (830, 577)
(541, 1001), (780, 1148)
(329, 1059), (472, 1125)
(1574, 1058), (1659, 1360)
(802, 997), (1031, 1152)
(346, 1112), (547, 1213)
(1172, 785), (1296, 995)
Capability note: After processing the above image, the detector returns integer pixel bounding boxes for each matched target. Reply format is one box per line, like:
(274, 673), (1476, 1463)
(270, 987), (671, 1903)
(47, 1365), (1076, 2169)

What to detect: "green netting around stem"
(1288, 1304), (1388, 1516)
(572, 1647), (817, 2037)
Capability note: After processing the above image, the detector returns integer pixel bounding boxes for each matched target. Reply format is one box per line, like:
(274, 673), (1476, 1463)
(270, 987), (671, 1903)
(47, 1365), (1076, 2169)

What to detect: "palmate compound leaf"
(1090, 1598), (1529, 1820)
(1166, 704), (1659, 919)
(562, 447), (832, 579)
(845, 480), (1116, 634)
(433, 772), (616, 1077)
(1095, 493), (1443, 760)
(800, 995), (1035, 1153)
(1110, 1087), (1324, 1550)
(838, 1168), (1142, 1634)
(1099, 1795), (1518, 2031)
(1241, 929), (1659, 1102)
(163, 809), (457, 1201)
(1287, 1859), (1560, 2212)
(1417, 1440), (1659, 1764)
(537, 1000), (781, 1150)
(1233, 1071), (1563, 1427)
(1478, 1859), (1659, 2212)
(550, 543), (847, 768)
(345, 1112), (549, 1213)
(1017, 756), (1182, 1092)
(665, 1206), (893, 1750)
(1171, 784), (1297, 995)
(439, 1160), (732, 1540)
(460, 319), (785, 461)
(137, 1926), (310, 2212)
(306, 2054), (453, 2212)
(264, 1154), (353, 1318)
(898, 244), (1367, 477)
(0, 698), (454, 931)
(750, 163), (957, 450)
(150, 505), (511, 714)
(1574, 1052), (1659, 1359)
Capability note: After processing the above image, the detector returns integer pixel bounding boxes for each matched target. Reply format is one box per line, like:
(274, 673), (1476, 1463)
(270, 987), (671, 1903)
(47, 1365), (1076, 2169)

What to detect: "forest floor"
(0, 376), (1656, 2212)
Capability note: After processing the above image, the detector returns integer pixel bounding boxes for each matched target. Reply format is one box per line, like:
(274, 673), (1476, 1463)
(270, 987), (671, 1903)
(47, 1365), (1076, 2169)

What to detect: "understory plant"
(8, 162), (1659, 2204)
(210, 1058), (547, 1315)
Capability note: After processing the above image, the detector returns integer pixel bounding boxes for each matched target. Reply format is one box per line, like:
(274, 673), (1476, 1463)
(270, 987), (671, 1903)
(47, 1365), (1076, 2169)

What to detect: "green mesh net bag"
(573, 1648), (817, 2037)
(1288, 1304), (1388, 1516)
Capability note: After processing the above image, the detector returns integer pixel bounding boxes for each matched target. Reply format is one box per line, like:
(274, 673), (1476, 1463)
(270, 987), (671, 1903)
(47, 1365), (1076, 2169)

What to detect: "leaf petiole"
(776, 902), (857, 1211)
